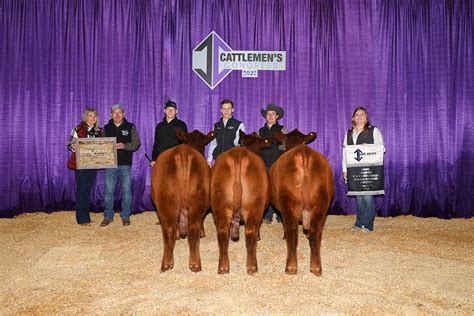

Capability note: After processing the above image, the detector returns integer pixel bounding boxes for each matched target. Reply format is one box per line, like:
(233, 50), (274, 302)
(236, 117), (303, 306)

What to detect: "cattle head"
(238, 130), (273, 155)
(176, 128), (216, 156)
(273, 129), (317, 151)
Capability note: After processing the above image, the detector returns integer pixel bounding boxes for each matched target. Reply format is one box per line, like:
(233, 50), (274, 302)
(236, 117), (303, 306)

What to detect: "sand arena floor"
(0, 211), (473, 314)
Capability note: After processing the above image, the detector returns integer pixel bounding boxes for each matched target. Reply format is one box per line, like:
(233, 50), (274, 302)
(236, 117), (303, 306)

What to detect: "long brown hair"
(350, 106), (371, 136)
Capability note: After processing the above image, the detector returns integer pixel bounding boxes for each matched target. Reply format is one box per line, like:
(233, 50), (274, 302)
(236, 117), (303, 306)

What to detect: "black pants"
(75, 169), (97, 224)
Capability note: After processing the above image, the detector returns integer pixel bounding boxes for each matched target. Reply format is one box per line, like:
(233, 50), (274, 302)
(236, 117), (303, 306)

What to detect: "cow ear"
(263, 137), (273, 147)
(239, 130), (248, 146)
(208, 130), (216, 140)
(304, 132), (317, 144)
(272, 131), (286, 144)
(176, 128), (187, 142)
(206, 130), (216, 144)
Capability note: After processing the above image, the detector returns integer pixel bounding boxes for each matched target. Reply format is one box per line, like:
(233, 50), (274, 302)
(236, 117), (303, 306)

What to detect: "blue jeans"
(104, 165), (132, 220)
(75, 169), (97, 224)
(262, 164), (282, 223)
(354, 195), (375, 231)
(263, 204), (282, 223)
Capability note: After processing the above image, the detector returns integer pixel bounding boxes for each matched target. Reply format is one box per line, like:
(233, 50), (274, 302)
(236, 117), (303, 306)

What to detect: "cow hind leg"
(187, 211), (203, 273)
(160, 220), (177, 272)
(244, 215), (260, 275)
(216, 210), (232, 274)
(308, 205), (328, 276)
(282, 212), (299, 275)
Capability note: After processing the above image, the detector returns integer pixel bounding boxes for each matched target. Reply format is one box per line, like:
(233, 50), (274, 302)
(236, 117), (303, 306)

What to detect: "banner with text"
(346, 144), (385, 196)
(192, 31), (286, 89)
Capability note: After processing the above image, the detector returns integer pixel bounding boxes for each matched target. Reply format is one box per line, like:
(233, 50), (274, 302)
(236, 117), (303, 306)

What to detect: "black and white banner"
(345, 144), (385, 196)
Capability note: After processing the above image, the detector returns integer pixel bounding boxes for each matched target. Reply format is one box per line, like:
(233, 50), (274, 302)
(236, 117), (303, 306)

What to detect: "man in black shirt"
(101, 103), (141, 227)
(259, 103), (288, 224)
(207, 99), (245, 165)
(150, 100), (188, 167)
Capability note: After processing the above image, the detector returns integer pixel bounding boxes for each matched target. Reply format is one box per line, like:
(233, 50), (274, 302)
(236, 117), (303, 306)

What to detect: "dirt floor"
(0, 211), (473, 315)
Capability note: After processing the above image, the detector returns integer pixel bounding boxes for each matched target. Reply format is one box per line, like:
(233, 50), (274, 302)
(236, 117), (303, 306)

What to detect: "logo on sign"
(354, 148), (377, 161)
(192, 31), (286, 89)
(354, 149), (363, 161)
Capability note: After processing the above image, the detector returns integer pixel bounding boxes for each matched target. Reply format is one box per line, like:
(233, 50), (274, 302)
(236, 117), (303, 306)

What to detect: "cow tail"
(179, 148), (191, 211)
(232, 151), (243, 216)
(178, 148), (191, 236)
(301, 148), (311, 230)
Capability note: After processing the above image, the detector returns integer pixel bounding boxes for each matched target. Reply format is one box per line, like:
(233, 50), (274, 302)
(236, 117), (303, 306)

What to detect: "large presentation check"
(75, 137), (117, 169)
(345, 143), (384, 196)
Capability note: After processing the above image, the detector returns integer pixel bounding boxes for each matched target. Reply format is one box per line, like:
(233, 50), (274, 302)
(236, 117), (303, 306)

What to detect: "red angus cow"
(211, 131), (271, 274)
(151, 129), (215, 272)
(269, 129), (334, 276)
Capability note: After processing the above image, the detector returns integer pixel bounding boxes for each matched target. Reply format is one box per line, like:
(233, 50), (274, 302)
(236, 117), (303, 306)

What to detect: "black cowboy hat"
(260, 103), (284, 119)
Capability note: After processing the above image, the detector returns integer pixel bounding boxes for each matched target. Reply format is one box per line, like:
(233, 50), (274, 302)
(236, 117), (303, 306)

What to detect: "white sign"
(345, 143), (385, 196)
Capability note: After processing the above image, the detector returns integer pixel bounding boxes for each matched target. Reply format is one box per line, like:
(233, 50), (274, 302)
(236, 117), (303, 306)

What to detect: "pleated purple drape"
(0, 0), (472, 218)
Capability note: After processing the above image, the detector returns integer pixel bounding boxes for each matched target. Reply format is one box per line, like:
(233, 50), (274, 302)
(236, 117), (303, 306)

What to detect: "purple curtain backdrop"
(0, 0), (472, 218)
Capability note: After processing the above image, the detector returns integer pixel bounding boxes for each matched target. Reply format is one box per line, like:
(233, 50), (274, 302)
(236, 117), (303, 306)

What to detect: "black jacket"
(104, 118), (140, 165)
(152, 117), (188, 161)
(347, 126), (375, 145)
(212, 117), (242, 160)
(259, 122), (285, 168)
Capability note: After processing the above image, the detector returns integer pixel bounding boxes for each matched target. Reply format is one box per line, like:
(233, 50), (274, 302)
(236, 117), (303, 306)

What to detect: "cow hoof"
(218, 266), (230, 274)
(310, 267), (322, 276)
(189, 264), (202, 273)
(161, 264), (174, 272)
(247, 266), (258, 275)
(285, 266), (297, 275)
(231, 236), (239, 242)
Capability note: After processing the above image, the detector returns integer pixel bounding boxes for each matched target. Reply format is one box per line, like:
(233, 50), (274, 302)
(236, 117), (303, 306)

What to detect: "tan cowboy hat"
(260, 103), (284, 119)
